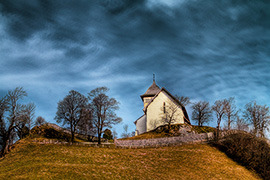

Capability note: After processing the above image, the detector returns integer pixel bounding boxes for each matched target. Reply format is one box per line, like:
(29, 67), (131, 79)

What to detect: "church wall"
(135, 115), (146, 135)
(146, 91), (185, 132)
(143, 97), (153, 108)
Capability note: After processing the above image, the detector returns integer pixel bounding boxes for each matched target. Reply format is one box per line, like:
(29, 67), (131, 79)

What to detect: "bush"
(214, 132), (270, 179)
(191, 125), (216, 134)
(30, 125), (71, 142)
(103, 129), (113, 140)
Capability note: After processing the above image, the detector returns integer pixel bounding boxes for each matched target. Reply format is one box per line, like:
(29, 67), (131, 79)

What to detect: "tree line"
(55, 87), (122, 144)
(178, 96), (270, 138)
(0, 87), (122, 157)
(1, 87), (269, 157)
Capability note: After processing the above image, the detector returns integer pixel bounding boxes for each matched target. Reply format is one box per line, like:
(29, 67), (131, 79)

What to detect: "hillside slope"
(0, 139), (260, 179)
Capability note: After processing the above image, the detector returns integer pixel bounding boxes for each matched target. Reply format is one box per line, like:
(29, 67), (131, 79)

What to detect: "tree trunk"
(0, 139), (9, 157)
(70, 122), (75, 143)
(228, 115), (231, 130)
(71, 132), (75, 143)
(216, 120), (221, 142)
(98, 133), (101, 144)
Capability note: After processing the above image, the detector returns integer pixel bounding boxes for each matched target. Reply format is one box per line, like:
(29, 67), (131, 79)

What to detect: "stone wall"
(31, 139), (114, 148)
(114, 132), (214, 148)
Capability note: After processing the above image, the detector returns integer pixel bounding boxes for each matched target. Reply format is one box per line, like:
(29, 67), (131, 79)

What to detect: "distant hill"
(0, 134), (260, 179)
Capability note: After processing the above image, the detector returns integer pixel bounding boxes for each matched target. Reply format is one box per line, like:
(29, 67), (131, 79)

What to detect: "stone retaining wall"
(32, 139), (114, 148)
(114, 132), (214, 148)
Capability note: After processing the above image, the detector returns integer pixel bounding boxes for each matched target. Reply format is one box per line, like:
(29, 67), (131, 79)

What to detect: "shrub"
(103, 129), (113, 140)
(214, 132), (270, 179)
(191, 125), (216, 134)
(30, 125), (71, 142)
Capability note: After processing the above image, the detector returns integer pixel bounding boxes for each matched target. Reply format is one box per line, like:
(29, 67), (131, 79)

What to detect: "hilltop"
(0, 125), (260, 179)
(120, 124), (216, 140)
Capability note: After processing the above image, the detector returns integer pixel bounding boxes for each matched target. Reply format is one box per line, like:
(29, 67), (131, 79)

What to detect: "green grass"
(0, 138), (260, 179)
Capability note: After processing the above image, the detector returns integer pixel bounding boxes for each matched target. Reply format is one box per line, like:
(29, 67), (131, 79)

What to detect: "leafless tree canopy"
(88, 87), (122, 144)
(175, 95), (190, 107)
(235, 116), (249, 132)
(192, 101), (212, 126)
(223, 97), (238, 130)
(161, 101), (180, 131)
(0, 87), (32, 156)
(15, 103), (36, 139)
(55, 90), (89, 142)
(112, 129), (118, 139)
(35, 116), (46, 126)
(212, 99), (227, 140)
(212, 99), (226, 130)
(243, 101), (270, 137)
(77, 108), (95, 137)
(121, 124), (130, 138)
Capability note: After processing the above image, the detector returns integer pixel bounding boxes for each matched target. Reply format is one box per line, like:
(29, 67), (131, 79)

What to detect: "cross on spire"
(153, 74), (155, 82)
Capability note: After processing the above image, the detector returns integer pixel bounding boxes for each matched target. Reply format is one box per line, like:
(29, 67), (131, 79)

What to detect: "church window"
(163, 102), (166, 113)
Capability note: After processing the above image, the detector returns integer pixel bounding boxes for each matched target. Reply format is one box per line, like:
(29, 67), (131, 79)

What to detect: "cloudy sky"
(0, 0), (269, 136)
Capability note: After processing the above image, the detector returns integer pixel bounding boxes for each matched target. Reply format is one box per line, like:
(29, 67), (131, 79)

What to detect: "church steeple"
(140, 75), (160, 107)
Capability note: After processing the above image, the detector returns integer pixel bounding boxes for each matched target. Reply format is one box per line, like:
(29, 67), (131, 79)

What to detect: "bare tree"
(0, 87), (28, 156)
(175, 95), (190, 106)
(15, 103), (36, 139)
(112, 129), (118, 139)
(88, 87), (122, 144)
(161, 101), (180, 132)
(121, 124), (130, 138)
(35, 116), (46, 126)
(223, 97), (238, 130)
(212, 99), (226, 140)
(192, 101), (212, 126)
(235, 115), (249, 131)
(77, 108), (95, 140)
(243, 101), (270, 137)
(0, 97), (8, 153)
(55, 90), (89, 143)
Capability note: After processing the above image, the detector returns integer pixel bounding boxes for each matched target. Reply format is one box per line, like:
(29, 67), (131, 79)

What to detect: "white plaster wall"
(135, 115), (146, 135)
(146, 91), (185, 131)
(143, 97), (153, 108)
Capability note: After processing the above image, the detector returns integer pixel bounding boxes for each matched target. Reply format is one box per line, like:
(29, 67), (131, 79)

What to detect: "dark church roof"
(140, 80), (160, 99)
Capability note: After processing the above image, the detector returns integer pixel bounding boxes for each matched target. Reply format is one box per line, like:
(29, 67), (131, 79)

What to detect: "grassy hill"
(0, 138), (260, 179)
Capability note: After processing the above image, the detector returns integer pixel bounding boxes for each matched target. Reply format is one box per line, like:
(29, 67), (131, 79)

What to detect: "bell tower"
(140, 74), (160, 108)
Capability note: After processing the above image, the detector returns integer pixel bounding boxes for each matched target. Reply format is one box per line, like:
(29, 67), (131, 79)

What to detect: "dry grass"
(121, 125), (216, 140)
(0, 139), (260, 180)
(121, 131), (170, 140)
(191, 125), (216, 133)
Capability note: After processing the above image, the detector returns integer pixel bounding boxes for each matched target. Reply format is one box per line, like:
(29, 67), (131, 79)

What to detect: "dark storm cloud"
(2, 56), (42, 72)
(0, 0), (56, 40)
(0, 0), (270, 134)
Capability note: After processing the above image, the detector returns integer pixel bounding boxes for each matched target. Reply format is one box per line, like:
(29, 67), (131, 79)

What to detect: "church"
(134, 77), (190, 136)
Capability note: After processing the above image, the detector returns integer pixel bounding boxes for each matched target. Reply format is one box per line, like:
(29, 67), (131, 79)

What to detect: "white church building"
(134, 78), (190, 136)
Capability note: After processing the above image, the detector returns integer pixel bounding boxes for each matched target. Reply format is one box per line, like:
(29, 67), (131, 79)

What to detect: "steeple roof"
(140, 80), (160, 98)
